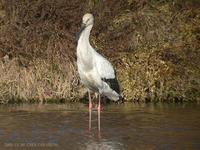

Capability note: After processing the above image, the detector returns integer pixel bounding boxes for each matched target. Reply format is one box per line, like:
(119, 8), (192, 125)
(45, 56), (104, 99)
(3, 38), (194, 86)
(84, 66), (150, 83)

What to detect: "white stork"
(76, 13), (121, 111)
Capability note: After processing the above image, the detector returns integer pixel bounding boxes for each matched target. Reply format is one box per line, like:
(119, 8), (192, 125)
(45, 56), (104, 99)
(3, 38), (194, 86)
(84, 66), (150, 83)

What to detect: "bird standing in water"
(76, 13), (121, 111)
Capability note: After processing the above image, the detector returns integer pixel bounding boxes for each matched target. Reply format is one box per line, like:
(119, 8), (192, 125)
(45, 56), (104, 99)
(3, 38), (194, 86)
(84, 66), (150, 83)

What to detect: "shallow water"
(0, 103), (200, 150)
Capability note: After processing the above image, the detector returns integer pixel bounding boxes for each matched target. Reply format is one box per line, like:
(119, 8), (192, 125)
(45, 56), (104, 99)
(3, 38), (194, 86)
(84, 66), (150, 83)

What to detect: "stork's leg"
(88, 91), (92, 110)
(98, 94), (101, 111)
(97, 94), (101, 132)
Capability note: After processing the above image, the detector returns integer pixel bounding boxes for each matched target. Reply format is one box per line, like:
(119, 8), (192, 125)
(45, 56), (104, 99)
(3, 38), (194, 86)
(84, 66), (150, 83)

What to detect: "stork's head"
(76, 13), (94, 41)
(82, 13), (94, 27)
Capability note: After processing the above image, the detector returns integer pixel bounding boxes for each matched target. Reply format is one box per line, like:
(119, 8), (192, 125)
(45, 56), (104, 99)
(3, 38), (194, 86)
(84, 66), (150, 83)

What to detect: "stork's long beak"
(76, 23), (86, 41)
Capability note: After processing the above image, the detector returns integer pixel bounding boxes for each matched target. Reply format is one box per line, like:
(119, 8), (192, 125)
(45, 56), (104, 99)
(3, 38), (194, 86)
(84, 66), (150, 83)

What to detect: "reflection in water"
(87, 109), (124, 150)
(0, 103), (200, 150)
(88, 109), (101, 139)
(98, 110), (100, 132)
(89, 109), (91, 131)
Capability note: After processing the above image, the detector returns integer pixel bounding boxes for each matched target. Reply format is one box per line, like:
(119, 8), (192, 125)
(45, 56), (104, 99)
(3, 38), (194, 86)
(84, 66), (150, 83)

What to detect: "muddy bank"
(0, 0), (199, 103)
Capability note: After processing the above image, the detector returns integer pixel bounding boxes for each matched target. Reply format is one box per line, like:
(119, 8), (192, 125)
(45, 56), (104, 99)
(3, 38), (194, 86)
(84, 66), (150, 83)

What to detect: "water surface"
(0, 103), (200, 150)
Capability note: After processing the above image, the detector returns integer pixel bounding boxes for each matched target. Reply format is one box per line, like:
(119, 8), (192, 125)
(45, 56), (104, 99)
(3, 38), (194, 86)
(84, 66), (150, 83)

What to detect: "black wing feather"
(102, 77), (120, 95)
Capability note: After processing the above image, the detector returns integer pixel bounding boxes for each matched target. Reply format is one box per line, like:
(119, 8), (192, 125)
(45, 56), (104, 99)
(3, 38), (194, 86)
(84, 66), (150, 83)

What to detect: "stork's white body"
(76, 14), (120, 101)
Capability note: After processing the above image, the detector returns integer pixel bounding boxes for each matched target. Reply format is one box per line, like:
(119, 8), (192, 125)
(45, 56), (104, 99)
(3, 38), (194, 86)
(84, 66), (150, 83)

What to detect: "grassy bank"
(0, 0), (199, 103)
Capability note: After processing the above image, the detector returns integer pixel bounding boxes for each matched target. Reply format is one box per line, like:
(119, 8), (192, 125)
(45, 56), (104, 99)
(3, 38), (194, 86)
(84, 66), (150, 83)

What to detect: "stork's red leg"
(88, 91), (92, 110)
(98, 94), (101, 111)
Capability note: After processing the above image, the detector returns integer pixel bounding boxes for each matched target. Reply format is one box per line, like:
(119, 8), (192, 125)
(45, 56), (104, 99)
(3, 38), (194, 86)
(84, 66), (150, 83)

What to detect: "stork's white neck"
(77, 25), (94, 69)
(78, 25), (93, 47)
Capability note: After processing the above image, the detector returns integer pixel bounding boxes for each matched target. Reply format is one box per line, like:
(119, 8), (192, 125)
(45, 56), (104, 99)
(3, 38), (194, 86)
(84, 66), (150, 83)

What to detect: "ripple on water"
(0, 103), (200, 150)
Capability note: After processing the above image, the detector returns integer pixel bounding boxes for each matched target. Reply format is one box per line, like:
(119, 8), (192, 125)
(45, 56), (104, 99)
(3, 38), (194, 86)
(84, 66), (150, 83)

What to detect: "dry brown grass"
(112, 1), (200, 102)
(0, 0), (86, 103)
(0, 0), (200, 103)
(0, 57), (84, 104)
